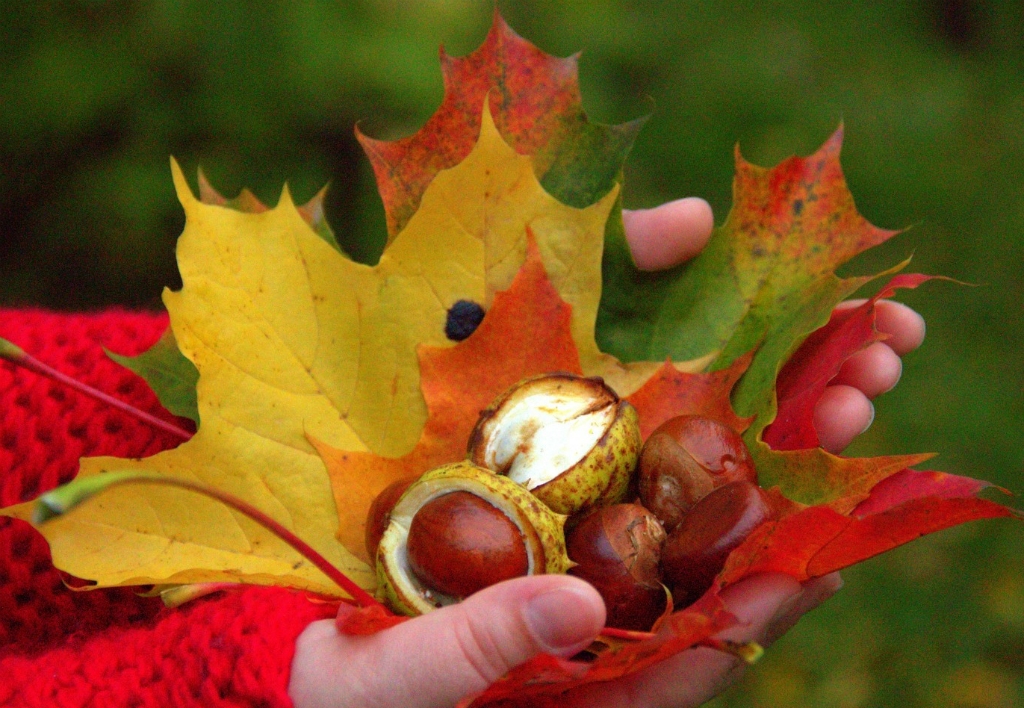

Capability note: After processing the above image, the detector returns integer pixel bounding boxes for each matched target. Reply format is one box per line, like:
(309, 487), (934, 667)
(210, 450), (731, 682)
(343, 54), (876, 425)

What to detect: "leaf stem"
(596, 628), (763, 665)
(0, 336), (193, 442)
(598, 627), (656, 642)
(36, 471), (383, 609)
(698, 636), (764, 664)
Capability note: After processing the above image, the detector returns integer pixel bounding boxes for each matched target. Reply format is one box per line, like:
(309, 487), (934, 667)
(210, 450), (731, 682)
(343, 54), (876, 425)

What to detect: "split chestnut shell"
(376, 461), (571, 616)
(468, 373), (642, 515)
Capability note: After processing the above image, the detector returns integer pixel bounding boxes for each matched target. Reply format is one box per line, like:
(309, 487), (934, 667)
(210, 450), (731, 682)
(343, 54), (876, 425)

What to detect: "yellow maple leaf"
(3, 105), (687, 596)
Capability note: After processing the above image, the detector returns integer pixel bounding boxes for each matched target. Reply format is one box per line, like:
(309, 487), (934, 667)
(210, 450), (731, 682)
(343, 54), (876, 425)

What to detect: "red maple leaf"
(357, 10), (641, 237)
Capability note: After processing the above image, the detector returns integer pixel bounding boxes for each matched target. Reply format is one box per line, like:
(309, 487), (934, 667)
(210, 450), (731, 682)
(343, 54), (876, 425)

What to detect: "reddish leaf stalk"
(0, 338), (194, 442)
(85, 474), (382, 609)
(597, 628), (761, 665)
(598, 627), (656, 642)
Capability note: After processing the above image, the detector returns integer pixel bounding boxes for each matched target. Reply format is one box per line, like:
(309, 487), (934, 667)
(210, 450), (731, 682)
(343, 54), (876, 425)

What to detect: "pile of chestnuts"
(366, 372), (774, 630)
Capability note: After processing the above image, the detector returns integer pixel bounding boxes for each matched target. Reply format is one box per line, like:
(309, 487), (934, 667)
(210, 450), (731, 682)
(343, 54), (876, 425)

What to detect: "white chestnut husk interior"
(468, 373), (642, 515)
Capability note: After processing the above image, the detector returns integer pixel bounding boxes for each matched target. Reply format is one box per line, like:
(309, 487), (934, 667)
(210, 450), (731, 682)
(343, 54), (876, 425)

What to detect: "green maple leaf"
(106, 328), (199, 425)
(598, 129), (899, 435)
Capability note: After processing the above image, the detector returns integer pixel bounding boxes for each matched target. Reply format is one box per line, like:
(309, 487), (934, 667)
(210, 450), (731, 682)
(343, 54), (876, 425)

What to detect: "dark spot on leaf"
(445, 300), (486, 341)
(793, 199), (803, 216)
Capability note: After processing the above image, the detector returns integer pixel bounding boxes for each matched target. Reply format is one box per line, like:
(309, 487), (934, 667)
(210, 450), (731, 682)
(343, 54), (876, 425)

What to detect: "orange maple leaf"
(315, 237), (750, 562)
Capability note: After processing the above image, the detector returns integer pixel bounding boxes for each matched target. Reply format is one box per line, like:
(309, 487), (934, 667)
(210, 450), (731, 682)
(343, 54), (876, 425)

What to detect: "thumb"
(292, 575), (605, 708)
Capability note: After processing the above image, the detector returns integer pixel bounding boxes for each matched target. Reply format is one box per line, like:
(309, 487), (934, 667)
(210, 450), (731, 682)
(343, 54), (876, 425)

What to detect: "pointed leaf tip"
(169, 157), (197, 208)
(359, 9), (638, 237)
(278, 182), (296, 209)
(197, 167), (228, 206)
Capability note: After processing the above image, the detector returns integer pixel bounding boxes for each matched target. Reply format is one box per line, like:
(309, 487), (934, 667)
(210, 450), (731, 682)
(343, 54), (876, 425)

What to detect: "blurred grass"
(2, 1), (1023, 705)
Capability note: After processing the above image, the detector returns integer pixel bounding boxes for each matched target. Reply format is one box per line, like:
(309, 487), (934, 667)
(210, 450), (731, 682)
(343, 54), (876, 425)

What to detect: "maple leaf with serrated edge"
(599, 129), (898, 439)
(316, 237), (748, 563)
(0, 103), (703, 596)
(196, 167), (343, 251)
(104, 169), (341, 426)
(2, 11), (1018, 706)
(358, 9), (643, 238)
(108, 13), (655, 436)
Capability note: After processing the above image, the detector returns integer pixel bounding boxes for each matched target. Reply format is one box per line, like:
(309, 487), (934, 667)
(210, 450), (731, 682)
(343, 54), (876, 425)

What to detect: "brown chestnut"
(567, 503), (667, 631)
(660, 481), (772, 608)
(406, 491), (529, 598)
(638, 415), (757, 532)
(364, 476), (417, 559)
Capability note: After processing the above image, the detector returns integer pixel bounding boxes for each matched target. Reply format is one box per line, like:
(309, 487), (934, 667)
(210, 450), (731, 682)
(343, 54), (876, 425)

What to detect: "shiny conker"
(660, 481), (772, 608)
(364, 476), (417, 559)
(406, 491), (529, 598)
(638, 415), (757, 532)
(567, 503), (667, 631)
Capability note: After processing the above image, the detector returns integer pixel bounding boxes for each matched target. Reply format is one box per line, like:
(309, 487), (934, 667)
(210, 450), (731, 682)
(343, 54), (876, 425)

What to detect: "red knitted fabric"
(0, 309), (335, 707)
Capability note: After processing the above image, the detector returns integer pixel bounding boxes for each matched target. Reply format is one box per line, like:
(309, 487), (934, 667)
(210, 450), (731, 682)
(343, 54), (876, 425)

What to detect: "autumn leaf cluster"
(1, 13), (1015, 707)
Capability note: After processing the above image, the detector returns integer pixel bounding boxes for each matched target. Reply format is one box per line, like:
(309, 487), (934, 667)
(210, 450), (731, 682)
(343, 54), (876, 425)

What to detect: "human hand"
(288, 196), (915, 707)
(289, 572), (841, 708)
(559, 572), (843, 708)
(623, 198), (926, 454)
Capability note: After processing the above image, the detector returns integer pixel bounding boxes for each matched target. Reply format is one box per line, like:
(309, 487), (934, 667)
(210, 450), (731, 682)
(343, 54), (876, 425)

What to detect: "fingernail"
(523, 586), (603, 652)
(860, 402), (876, 436)
(880, 357), (902, 395)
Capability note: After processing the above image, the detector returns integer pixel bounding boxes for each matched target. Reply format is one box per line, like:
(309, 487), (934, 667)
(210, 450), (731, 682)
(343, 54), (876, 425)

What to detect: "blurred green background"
(2, 1), (1023, 705)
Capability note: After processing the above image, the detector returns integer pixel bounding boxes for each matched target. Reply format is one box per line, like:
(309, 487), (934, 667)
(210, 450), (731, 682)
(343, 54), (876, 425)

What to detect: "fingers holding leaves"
(621, 202), (926, 454)
(830, 299), (926, 398)
(813, 385), (876, 454)
(831, 341), (903, 399)
(829, 299), (924, 398)
(816, 299), (926, 452)
(563, 573), (838, 708)
(837, 299), (926, 356)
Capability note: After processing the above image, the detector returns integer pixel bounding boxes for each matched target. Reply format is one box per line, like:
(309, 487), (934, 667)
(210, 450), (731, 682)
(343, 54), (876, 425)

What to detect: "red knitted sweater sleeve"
(0, 309), (335, 707)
